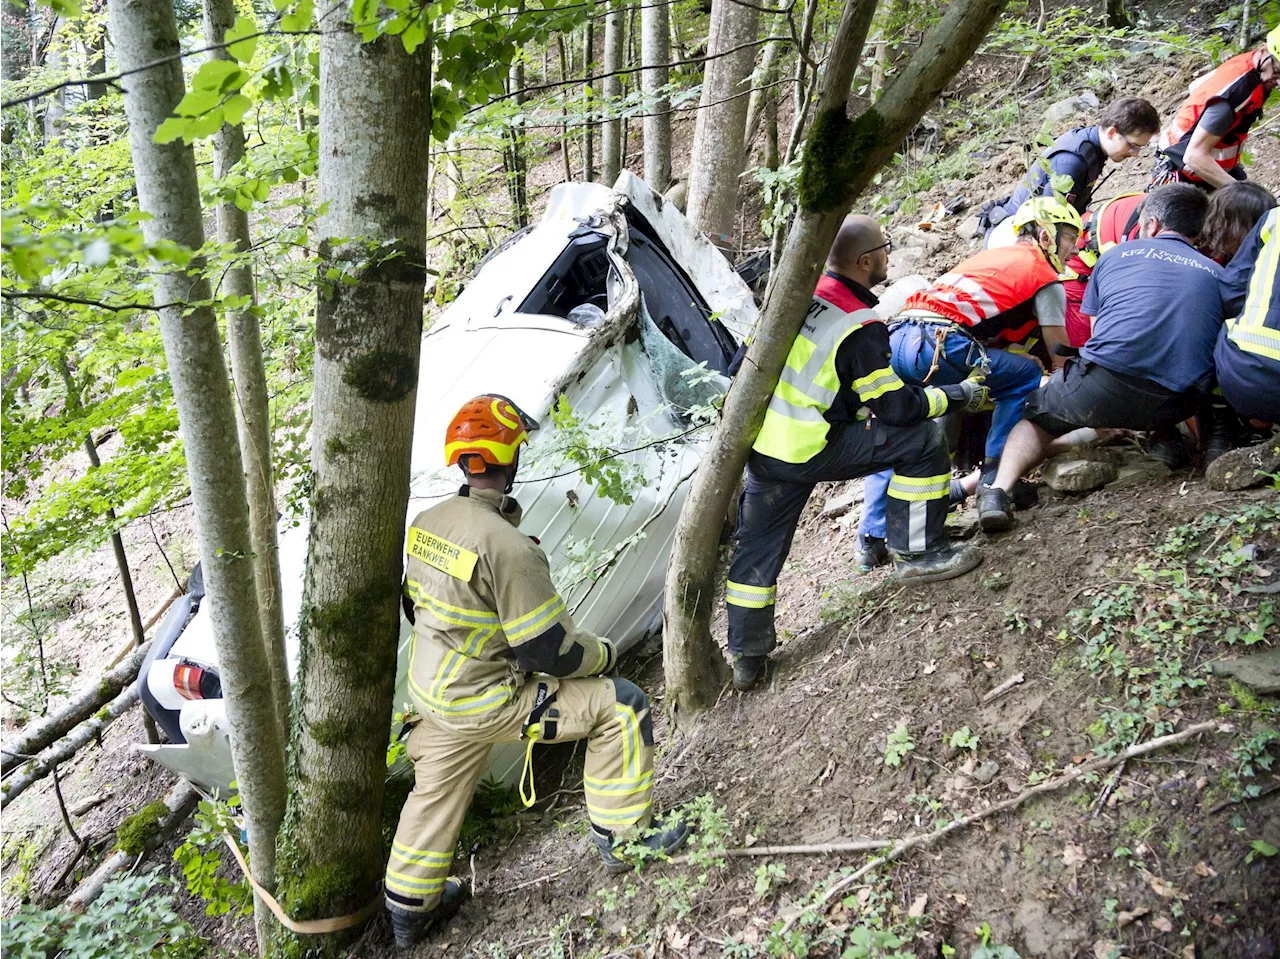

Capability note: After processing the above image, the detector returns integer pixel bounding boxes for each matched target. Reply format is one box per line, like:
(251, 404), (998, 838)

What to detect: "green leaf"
(190, 59), (243, 93)
(153, 116), (191, 144)
(222, 93), (252, 126)
(1252, 840), (1278, 857)
(401, 15), (428, 53)
(225, 15), (259, 63)
(281, 0), (314, 32)
(172, 88), (222, 117)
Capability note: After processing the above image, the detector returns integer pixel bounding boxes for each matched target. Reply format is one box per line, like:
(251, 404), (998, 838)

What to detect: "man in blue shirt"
(979, 98), (1160, 238)
(977, 185), (1223, 531)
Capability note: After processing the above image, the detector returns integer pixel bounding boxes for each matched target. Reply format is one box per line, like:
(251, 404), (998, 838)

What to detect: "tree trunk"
(792, 0), (819, 128)
(764, 94), (780, 171)
(685, 0), (760, 243)
(557, 34), (574, 180)
(203, 0), (291, 744)
(272, 19), (430, 943)
(54, 355), (158, 745)
(581, 20), (595, 182)
(106, 0), (287, 949)
(41, 15), (65, 143)
(640, 0), (671, 191)
(1106, 0), (1129, 30)
(742, 37), (783, 156)
(662, 0), (1009, 715)
(601, 0), (625, 184)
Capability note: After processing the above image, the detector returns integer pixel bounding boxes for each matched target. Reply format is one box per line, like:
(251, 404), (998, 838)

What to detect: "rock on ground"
(1041, 456), (1119, 492)
(1106, 452), (1172, 490)
(1209, 650), (1280, 695)
(1206, 436), (1280, 491)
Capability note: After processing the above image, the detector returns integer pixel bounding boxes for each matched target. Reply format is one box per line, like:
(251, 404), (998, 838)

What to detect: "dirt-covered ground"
(3, 0), (1278, 955)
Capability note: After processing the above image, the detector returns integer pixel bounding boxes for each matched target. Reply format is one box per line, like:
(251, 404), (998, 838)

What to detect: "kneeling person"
(386, 396), (689, 948)
(979, 185), (1224, 530)
(726, 215), (985, 691)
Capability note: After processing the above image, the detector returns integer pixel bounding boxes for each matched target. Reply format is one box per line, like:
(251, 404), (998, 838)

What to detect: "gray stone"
(1041, 456), (1118, 492)
(958, 215), (982, 239)
(1206, 437), (1280, 491)
(823, 487), (862, 518)
(885, 247), (926, 284)
(1043, 92), (1099, 126)
(970, 760), (1000, 785)
(1105, 457), (1171, 490)
(1209, 650), (1280, 696)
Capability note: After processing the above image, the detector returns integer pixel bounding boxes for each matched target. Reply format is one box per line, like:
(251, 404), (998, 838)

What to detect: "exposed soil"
(3, 2), (1278, 957)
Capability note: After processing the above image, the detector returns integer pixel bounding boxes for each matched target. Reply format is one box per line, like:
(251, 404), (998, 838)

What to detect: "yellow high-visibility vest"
(1226, 208), (1280, 362)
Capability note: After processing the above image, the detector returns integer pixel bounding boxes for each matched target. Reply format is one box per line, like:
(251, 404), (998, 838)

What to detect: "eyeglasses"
(1116, 131), (1145, 155)
(857, 238), (893, 258)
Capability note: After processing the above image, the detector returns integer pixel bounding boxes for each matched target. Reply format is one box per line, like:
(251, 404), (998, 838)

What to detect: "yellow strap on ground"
(221, 831), (381, 935)
(519, 726), (540, 808)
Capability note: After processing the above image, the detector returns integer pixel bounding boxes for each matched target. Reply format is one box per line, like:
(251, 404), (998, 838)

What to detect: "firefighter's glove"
(942, 379), (992, 414)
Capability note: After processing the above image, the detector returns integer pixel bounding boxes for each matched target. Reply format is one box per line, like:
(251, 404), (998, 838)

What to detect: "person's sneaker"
(894, 544), (982, 584)
(387, 877), (470, 949)
(593, 817), (693, 873)
(854, 535), (890, 572)
(978, 485), (1013, 532)
(731, 655), (768, 691)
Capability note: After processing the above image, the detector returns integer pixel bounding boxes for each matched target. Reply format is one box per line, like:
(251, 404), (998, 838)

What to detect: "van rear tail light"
(173, 663), (222, 701)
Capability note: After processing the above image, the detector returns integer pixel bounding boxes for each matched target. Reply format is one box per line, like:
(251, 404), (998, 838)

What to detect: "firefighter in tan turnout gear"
(384, 394), (691, 948)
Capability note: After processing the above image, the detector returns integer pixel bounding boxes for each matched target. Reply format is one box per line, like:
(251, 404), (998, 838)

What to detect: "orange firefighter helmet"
(444, 394), (540, 473)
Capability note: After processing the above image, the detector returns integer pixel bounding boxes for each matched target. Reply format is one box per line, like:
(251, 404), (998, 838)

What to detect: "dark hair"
(1199, 181), (1278, 264)
(1100, 97), (1161, 136)
(1143, 184), (1210, 238)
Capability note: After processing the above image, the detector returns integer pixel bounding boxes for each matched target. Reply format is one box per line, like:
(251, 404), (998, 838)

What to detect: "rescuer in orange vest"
(855, 199), (1080, 570)
(1150, 28), (1280, 190)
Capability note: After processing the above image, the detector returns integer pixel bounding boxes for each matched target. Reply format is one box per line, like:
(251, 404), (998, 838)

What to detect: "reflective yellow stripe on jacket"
(1227, 209), (1280, 361)
(753, 291), (881, 465)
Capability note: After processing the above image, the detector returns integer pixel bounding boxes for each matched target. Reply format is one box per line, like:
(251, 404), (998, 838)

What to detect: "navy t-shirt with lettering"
(1080, 234), (1224, 392)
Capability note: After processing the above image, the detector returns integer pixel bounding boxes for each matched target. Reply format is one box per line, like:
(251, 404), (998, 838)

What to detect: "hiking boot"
(854, 535), (890, 572)
(894, 544), (982, 584)
(1146, 432), (1188, 469)
(387, 877), (470, 949)
(1204, 423), (1233, 466)
(731, 655), (768, 691)
(593, 817), (693, 873)
(978, 485), (1013, 533)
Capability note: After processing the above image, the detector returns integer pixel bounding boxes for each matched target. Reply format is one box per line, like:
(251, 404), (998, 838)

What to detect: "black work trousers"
(725, 417), (952, 658)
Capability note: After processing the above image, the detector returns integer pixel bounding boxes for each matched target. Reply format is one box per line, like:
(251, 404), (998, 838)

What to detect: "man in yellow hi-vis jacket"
(385, 394), (690, 949)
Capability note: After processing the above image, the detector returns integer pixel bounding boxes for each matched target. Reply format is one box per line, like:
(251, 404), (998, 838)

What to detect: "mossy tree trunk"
(662, 0), (1009, 715)
(685, 0), (760, 243)
(106, 0), (287, 951)
(581, 18), (595, 182)
(601, 0), (625, 184)
(203, 0), (290, 745)
(273, 14), (431, 948)
(742, 36), (783, 157)
(640, 0), (670, 191)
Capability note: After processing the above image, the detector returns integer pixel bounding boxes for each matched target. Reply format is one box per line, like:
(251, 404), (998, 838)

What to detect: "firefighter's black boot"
(731, 655), (769, 691)
(387, 877), (470, 950)
(594, 817), (693, 873)
(894, 544), (982, 584)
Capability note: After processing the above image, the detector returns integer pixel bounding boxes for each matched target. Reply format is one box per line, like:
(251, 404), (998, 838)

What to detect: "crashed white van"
(137, 172), (758, 795)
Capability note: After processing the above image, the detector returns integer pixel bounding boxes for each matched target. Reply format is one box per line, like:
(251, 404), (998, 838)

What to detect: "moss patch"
(116, 800), (169, 856)
(341, 348), (417, 404)
(797, 106), (886, 214)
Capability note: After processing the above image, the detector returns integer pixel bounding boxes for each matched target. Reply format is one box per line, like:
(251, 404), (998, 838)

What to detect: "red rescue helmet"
(444, 394), (540, 474)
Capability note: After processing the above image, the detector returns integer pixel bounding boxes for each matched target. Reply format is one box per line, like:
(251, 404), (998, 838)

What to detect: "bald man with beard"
(723, 215), (987, 691)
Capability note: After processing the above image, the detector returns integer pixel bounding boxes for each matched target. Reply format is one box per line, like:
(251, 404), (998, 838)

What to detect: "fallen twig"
(1207, 777), (1280, 814)
(488, 866), (573, 895)
(669, 838), (892, 865)
(779, 720), (1229, 935)
(51, 838), (90, 892)
(980, 672), (1025, 704)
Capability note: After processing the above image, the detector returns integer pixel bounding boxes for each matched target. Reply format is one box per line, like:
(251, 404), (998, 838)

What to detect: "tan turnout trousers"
(386, 487), (655, 914)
